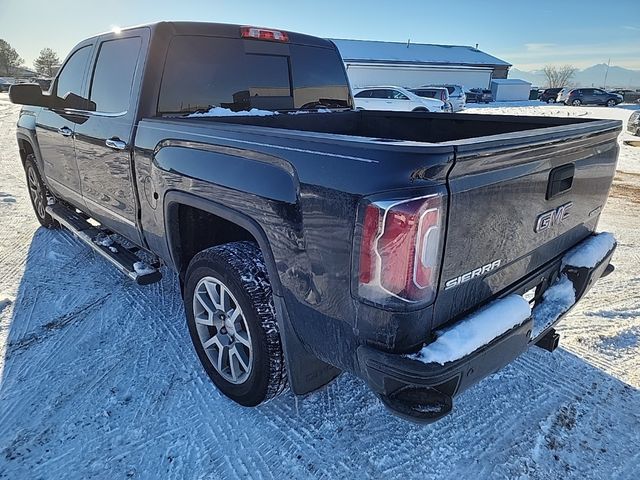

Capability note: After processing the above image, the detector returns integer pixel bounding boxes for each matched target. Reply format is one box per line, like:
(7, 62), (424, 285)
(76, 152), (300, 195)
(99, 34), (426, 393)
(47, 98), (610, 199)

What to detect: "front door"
(74, 31), (146, 244)
(36, 44), (93, 206)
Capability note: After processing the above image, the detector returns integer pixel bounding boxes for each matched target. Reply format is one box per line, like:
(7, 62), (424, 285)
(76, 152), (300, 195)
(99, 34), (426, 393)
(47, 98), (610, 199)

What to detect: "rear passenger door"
(74, 29), (148, 244)
(592, 89), (606, 105)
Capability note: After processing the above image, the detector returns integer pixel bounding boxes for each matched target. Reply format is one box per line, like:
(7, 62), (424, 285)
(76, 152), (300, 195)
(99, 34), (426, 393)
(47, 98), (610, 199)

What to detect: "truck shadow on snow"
(1, 227), (639, 479)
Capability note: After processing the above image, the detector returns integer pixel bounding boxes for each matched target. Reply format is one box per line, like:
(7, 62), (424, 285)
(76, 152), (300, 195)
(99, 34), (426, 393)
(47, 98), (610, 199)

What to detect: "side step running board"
(46, 203), (162, 285)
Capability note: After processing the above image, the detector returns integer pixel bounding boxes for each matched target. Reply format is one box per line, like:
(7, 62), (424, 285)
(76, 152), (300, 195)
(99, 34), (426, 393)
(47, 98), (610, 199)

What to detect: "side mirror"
(9, 83), (51, 108)
(61, 92), (96, 112)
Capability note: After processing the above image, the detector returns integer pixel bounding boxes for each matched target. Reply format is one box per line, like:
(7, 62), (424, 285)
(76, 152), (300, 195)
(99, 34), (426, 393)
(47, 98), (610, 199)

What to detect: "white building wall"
(345, 64), (493, 90)
(490, 81), (532, 101)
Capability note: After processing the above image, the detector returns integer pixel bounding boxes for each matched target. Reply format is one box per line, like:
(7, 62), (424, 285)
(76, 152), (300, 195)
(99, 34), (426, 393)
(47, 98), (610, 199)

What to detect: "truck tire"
(184, 241), (288, 406)
(24, 154), (57, 228)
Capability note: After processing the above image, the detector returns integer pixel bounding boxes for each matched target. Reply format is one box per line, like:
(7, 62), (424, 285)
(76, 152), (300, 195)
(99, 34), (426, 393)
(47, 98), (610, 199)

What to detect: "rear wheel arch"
(163, 191), (283, 297)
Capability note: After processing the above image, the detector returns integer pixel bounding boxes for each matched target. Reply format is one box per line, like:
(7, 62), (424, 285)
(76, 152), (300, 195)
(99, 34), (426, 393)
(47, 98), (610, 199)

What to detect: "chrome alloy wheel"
(27, 166), (45, 219)
(192, 276), (253, 384)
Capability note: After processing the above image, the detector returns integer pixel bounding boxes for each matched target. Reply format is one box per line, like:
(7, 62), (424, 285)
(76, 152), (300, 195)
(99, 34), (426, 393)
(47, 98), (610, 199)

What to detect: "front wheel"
(24, 154), (57, 228)
(606, 99), (616, 107)
(184, 241), (288, 406)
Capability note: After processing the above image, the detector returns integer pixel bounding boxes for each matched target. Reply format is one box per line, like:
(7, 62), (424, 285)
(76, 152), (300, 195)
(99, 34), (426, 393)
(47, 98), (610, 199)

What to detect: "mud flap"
(273, 295), (341, 394)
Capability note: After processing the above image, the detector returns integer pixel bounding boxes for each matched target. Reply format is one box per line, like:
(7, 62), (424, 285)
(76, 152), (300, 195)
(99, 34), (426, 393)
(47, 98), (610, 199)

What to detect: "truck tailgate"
(434, 120), (621, 327)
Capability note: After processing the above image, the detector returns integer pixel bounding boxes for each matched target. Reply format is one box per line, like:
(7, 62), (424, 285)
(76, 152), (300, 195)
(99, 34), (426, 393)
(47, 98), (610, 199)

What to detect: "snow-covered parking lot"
(1, 94), (639, 479)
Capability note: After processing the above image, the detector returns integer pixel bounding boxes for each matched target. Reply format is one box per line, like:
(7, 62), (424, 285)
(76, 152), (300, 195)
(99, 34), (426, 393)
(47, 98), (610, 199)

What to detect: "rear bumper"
(357, 234), (616, 423)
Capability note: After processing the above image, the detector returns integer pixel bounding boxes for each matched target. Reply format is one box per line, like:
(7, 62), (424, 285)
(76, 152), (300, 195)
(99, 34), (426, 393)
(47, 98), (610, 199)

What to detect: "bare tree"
(0, 39), (23, 76)
(543, 64), (578, 88)
(34, 48), (60, 77)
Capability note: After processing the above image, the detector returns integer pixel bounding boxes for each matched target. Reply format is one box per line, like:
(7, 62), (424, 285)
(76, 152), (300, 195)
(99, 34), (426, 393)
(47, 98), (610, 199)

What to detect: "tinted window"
(369, 89), (391, 99)
(56, 46), (91, 98)
(412, 89), (438, 99)
(391, 90), (409, 100)
(158, 36), (350, 114)
(90, 37), (141, 113)
(355, 90), (372, 98)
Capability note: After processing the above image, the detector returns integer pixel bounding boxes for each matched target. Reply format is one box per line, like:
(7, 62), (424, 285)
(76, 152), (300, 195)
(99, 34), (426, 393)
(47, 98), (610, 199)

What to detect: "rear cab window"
(158, 36), (351, 115)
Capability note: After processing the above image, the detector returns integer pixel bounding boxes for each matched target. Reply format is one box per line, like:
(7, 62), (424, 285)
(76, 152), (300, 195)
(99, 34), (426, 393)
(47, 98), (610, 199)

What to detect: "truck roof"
(91, 21), (334, 49)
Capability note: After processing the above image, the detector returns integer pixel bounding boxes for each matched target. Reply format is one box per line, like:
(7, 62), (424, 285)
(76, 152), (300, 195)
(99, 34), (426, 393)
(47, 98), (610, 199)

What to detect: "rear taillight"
(357, 194), (444, 307)
(240, 26), (289, 42)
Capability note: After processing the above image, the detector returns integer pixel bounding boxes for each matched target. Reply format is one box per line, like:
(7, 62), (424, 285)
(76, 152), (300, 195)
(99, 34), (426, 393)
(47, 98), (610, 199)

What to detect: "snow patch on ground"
(563, 232), (616, 268)
(412, 294), (531, 365)
(1, 94), (640, 479)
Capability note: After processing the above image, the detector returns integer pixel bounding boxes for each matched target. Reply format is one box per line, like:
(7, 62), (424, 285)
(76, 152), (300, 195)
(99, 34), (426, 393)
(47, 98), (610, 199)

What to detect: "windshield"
(158, 36), (352, 115)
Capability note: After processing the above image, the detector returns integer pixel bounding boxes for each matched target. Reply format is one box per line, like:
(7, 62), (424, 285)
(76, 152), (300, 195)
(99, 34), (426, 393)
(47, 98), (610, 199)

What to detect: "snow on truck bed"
(1, 95), (639, 479)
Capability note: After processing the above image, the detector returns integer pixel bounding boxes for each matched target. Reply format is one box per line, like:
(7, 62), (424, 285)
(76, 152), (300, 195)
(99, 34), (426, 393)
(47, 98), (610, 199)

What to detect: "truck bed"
(179, 109), (599, 143)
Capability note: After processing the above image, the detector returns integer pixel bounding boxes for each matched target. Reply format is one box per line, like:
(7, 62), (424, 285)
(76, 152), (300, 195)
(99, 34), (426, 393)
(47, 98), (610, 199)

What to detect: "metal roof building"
(331, 39), (512, 90)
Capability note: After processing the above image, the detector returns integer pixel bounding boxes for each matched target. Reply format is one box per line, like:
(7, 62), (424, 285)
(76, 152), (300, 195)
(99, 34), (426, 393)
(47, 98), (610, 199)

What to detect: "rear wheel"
(547, 97), (555, 104)
(571, 99), (582, 106)
(184, 241), (288, 406)
(24, 154), (57, 228)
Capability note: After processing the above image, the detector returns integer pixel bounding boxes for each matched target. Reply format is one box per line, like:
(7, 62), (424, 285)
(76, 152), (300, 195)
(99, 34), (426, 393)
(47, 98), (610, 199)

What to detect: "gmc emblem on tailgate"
(535, 202), (573, 232)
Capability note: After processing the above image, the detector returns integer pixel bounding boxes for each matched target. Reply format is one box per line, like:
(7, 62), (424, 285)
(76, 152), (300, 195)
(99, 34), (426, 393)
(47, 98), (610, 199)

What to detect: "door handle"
(105, 138), (127, 150)
(546, 164), (575, 200)
(57, 126), (73, 137)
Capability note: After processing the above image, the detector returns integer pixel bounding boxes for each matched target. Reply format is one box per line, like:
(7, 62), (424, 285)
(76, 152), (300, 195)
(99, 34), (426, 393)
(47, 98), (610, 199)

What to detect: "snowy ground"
(1, 94), (639, 479)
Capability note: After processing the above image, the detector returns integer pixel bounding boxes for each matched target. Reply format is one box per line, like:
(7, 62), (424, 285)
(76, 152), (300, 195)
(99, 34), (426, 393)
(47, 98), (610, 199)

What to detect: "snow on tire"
(184, 241), (288, 406)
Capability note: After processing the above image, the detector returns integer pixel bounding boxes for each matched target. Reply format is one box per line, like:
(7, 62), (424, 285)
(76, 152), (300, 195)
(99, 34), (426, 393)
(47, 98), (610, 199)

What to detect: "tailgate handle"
(546, 164), (575, 200)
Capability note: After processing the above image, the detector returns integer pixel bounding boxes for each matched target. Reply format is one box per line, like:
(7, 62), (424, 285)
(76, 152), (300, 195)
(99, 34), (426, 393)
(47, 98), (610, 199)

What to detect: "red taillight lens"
(358, 195), (443, 306)
(240, 26), (289, 42)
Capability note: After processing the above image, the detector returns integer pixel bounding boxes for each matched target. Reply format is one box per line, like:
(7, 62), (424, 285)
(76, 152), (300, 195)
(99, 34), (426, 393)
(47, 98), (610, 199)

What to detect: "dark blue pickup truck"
(10, 22), (619, 423)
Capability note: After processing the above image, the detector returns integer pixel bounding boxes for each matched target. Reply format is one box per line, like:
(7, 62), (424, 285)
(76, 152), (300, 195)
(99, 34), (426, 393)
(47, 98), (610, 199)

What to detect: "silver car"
(556, 87), (573, 104)
(425, 84), (466, 112)
(628, 111), (640, 136)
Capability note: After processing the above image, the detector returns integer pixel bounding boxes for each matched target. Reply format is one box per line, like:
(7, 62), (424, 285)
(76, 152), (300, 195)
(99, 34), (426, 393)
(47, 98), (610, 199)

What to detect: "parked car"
(33, 78), (52, 92)
(465, 88), (493, 104)
(628, 111), (640, 136)
(10, 21), (619, 424)
(408, 87), (453, 112)
(0, 78), (12, 93)
(426, 84), (466, 111)
(556, 87), (572, 104)
(353, 86), (448, 112)
(565, 88), (623, 107)
(610, 89), (640, 103)
(539, 88), (563, 104)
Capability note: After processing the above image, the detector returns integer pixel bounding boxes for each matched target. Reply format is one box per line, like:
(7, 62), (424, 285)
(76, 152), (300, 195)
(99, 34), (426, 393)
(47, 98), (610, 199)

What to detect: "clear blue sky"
(2, 0), (639, 71)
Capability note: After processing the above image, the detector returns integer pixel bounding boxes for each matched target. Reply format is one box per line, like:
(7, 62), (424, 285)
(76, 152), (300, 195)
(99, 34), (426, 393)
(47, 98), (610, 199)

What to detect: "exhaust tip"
(535, 328), (560, 352)
(378, 386), (453, 423)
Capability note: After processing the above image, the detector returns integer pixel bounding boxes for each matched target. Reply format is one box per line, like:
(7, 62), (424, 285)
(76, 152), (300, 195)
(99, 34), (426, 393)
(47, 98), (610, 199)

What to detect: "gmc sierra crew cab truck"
(10, 22), (619, 423)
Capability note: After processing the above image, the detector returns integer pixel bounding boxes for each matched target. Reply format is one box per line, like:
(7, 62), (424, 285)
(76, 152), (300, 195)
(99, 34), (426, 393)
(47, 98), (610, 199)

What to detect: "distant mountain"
(509, 64), (640, 89)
